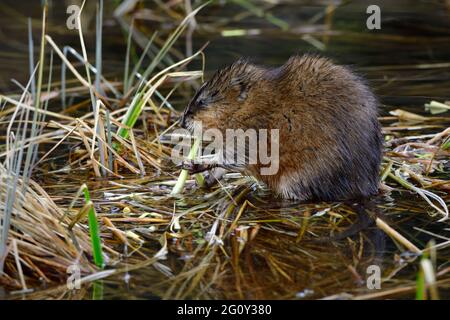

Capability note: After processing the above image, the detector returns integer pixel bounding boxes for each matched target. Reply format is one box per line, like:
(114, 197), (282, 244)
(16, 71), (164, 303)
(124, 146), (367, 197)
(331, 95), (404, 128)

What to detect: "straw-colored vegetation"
(0, 0), (449, 299)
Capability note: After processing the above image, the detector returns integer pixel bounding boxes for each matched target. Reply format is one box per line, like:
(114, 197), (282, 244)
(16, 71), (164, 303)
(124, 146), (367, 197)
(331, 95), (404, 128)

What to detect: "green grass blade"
(116, 91), (145, 140)
(82, 185), (104, 269)
(92, 280), (104, 300)
(416, 268), (425, 300)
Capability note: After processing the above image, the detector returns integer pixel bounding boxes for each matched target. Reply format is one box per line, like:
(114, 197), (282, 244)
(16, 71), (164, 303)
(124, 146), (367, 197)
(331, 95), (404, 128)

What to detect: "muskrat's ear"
(230, 77), (252, 102)
(227, 58), (258, 102)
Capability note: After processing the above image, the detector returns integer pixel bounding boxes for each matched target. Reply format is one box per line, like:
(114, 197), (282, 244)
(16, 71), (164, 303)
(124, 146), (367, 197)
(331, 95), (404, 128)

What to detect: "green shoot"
(416, 268), (425, 300)
(425, 100), (450, 114)
(171, 138), (204, 195)
(82, 184), (104, 269)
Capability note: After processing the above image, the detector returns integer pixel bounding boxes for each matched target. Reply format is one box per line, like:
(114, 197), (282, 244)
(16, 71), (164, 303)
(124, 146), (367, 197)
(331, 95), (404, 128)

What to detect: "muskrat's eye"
(197, 99), (206, 107)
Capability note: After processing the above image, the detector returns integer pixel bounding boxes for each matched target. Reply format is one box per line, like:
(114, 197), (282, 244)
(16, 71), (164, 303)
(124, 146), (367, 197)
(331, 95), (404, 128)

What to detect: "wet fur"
(181, 55), (383, 201)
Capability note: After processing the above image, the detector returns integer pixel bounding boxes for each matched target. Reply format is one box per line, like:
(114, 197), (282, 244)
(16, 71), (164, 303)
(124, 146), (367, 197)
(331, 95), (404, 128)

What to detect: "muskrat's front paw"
(179, 160), (209, 174)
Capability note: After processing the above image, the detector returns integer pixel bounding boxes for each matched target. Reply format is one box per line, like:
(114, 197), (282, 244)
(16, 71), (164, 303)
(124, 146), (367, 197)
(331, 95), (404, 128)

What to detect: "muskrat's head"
(180, 59), (263, 132)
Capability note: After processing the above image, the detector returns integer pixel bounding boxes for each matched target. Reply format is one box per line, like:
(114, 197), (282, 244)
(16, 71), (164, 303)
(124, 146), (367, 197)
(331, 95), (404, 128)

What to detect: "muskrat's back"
(181, 54), (383, 201)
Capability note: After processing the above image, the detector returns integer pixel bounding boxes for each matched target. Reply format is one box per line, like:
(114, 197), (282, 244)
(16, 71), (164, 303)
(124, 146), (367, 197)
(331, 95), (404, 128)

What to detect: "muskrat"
(180, 54), (383, 201)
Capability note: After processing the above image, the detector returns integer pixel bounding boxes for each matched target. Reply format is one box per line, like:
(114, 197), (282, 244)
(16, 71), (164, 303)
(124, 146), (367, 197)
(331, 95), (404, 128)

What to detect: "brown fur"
(180, 55), (383, 201)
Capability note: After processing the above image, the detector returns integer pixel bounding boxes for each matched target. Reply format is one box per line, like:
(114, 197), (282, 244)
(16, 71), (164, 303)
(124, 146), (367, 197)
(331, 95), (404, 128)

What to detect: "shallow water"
(0, 0), (449, 299)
